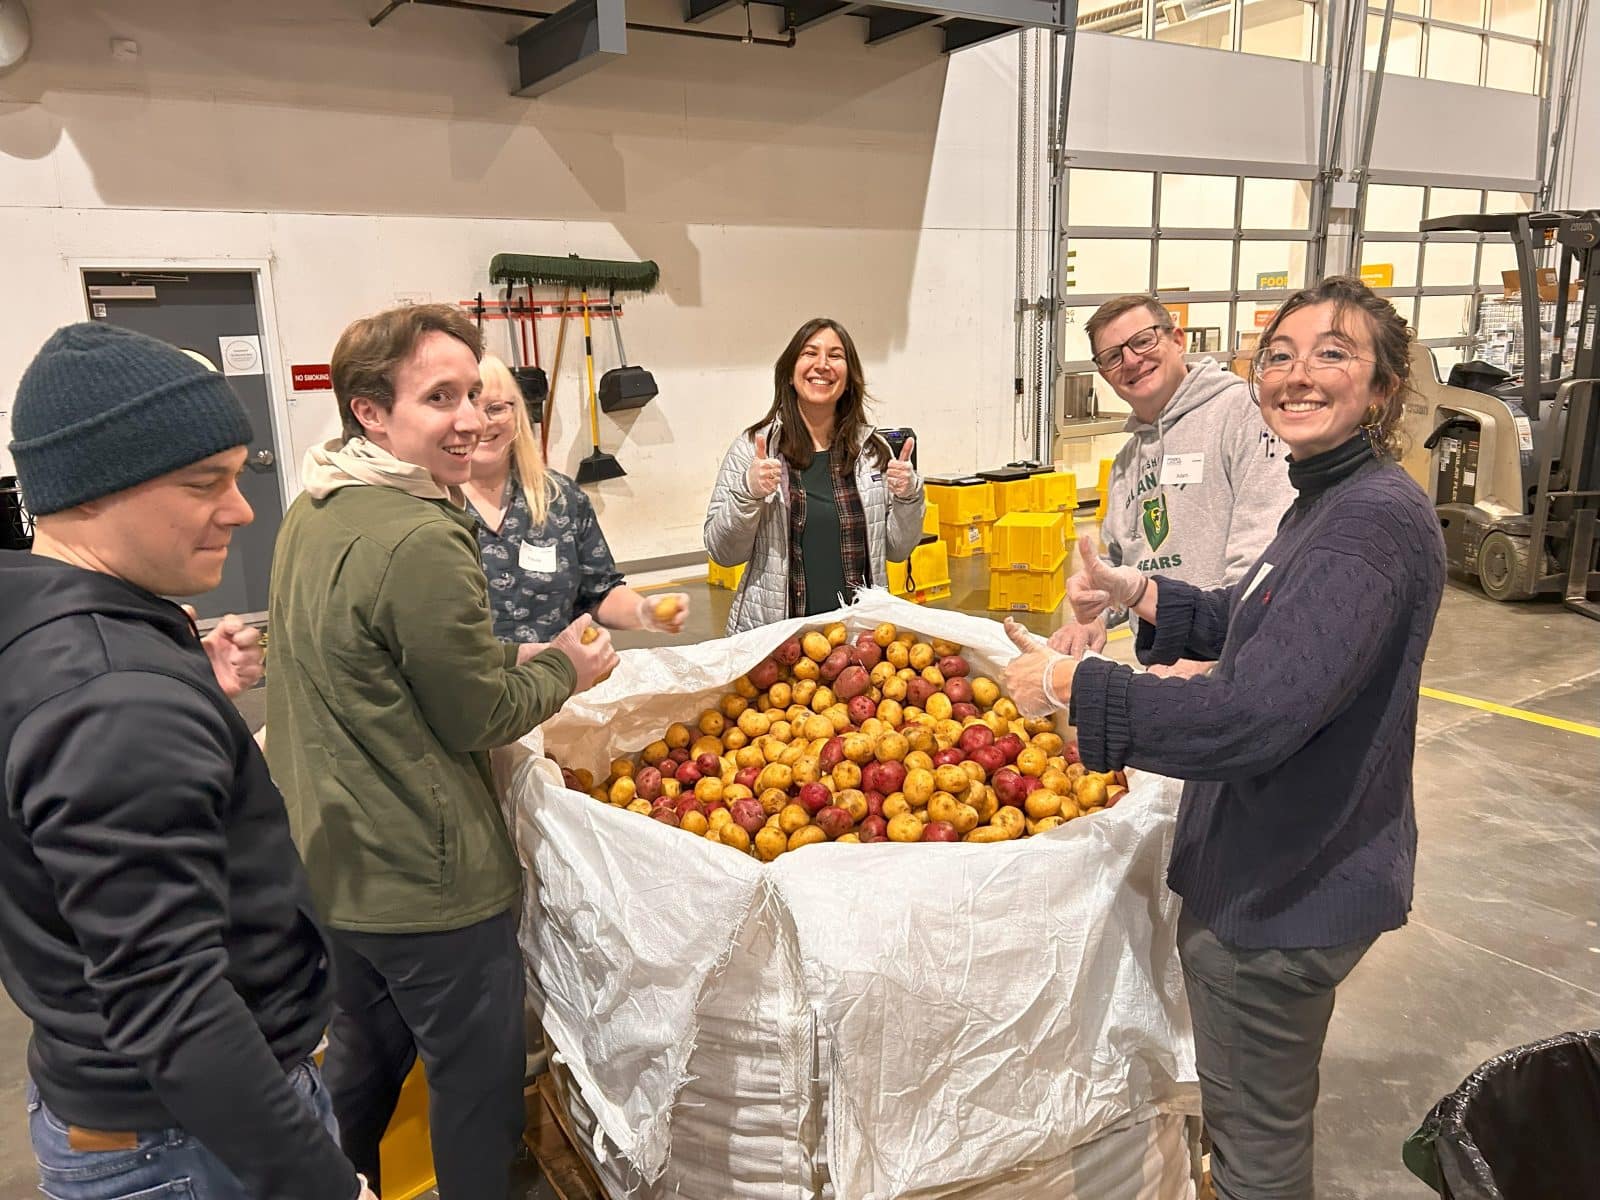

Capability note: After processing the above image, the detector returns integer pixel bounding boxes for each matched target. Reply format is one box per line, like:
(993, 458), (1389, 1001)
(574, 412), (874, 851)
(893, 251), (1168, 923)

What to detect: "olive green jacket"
(266, 442), (576, 933)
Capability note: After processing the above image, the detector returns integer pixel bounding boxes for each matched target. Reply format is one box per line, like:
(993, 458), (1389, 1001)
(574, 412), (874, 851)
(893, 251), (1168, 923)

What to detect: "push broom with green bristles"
(489, 253), (660, 483)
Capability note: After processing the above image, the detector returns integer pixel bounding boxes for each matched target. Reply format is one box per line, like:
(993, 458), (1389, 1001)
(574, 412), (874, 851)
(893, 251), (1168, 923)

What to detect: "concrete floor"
(0, 550), (1595, 1199)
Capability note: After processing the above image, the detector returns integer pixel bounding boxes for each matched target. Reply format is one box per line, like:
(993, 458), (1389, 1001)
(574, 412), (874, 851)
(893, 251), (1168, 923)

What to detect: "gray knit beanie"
(9, 323), (255, 515)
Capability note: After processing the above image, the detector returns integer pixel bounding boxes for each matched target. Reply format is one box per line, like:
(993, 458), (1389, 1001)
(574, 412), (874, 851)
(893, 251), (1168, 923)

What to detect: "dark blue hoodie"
(0, 549), (357, 1198)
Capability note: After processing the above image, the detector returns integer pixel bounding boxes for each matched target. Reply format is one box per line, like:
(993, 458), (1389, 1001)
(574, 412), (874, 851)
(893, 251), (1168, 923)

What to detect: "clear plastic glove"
(639, 592), (689, 634)
(1002, 619), (1075, 718)
(1148, 658), (1214, 680)
(1067, 534), (1146, 626)
(357, 1175), (377, 1200)
(885, 437), (917, 498)
(185, 606), (264, 698)
(549, 614), (619, 693)
(745, 433), (783, 499)
(1048, 615), (1108, 657)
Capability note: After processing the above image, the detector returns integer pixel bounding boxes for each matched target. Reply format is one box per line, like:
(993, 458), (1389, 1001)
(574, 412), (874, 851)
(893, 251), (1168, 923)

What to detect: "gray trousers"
(1178, 910), (1374, 1200)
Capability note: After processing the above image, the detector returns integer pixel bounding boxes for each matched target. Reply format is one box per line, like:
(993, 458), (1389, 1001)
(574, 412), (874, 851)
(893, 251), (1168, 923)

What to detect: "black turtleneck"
(1286, 432), (1379, 509)
(1070, 430), (1447, 950)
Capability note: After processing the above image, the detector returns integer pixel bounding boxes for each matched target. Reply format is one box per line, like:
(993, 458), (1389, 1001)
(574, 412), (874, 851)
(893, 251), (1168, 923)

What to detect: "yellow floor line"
(1418, 686), (1600, 738)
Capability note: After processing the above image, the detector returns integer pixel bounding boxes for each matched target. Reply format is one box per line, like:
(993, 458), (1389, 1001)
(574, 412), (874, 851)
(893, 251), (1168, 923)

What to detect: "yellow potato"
(903, 750), (935, 773)
(788, 825), (827, 850)
(1023, 716), (1056, 735)
(759, 787), (789, 815)
(960, 760), (986, 784)
(836, 788), (869, 822)
(719, 693), (748, 720)
(1016, 747), (1049, 777)
(665, 722), (692, 750)
(877, 699), (905, 728)
(792, 657), (820, 681)
(881, 675), (909, 701)
(722, 728), (748, 751)
(992, 698), (1020, 721)
(873, 622), (898, 647)
(802, 714), (834, 742)
(875, 731), (910, 762)
(778, 803), (812, 834)
(833, 761), (863, 790)
(791, 755), (821, 786)
(925, 693), (954, 722)
(698, 710), (726, 737)
(736, 709), (770, 739)
(885, 642), (910, 669)
(1024, 790), (1061, 820)
(681, 811), (710, 836)
(754, 826), (788, 861)
(909, 643), (935, 670)
(724, 784), (754, 804)
(735, 745), (766, 770)
(1076, 776), (1108, 808)
(964, 825), (1011, 843)
(921, 666), (945, 688)
(970, 677), (1000, 708)
(768, 682), (792, 709)
(904, 724), (935, 753)
(641, 740), (670, 766)
(734, 674), (759, 699)
(694, 777), (723, 805)
(882, 793), (912, 819)
(690, 735), (724, 760)
(768, 721), (793, 745)
(887, 813), (924, 843)
(659, 778), (682, 801)
(709, 807), (733, 829)
(791, 679), (818, 708)
(757, 763), (794, 793)
(990, 806), (1025, 839)
(609, 777), (636, 806)
(1031, 733), (1065, 756)
(971, 788), (998, 823)
(653, 595), (681, 622)
(824, 705), (852, 733)
(810, 686), (835, 713)
(720, 823), (751, 853)
(835, 833), (861, 844)
(802, 632), (832, 662)
(933, 764), (969, 795)
(903, 768), (936, 806)
(870, 661), (897, 687)
(626, 798), (652, 815)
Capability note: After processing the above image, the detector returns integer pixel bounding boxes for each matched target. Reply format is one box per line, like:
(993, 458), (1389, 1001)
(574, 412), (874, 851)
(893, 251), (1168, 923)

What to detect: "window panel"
(1485, 36), (1538, 92)
(1417, 294), (1475, 340)
(1430, 344), (1465, 374)
(1061, 307), (1103, 365)
(1067, 169), (1155, 228)
(1065, 239), (1153, 295)
(1426, 26), (1484, 84)
(1241, 0), (1317, 61)
(1427, 187), (1484, 219)
(1431, 0), (1484, 26)
(1485, 190), (1533, 213)
(1361, 242), (1420, 287)
(1422, 240), (1479, 285)
(1478, 241), (1518, 287)
(1154, 0), (1233, 49)
(1160, 174), (1237, 228)
(1366, 16), (1423, 74)
(1238, 241), (1309, 291)
(1242, 177), (1313, 228)
(1366, 185), (1426, 232)
(1170, 302), (1234, 354)
(1157, 240), (1236, 291)
(1489, 0), (1541, 36)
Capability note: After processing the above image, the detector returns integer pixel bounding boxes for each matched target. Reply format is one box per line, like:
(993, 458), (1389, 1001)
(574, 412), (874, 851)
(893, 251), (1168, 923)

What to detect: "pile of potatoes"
(558, 622), (1130, 860)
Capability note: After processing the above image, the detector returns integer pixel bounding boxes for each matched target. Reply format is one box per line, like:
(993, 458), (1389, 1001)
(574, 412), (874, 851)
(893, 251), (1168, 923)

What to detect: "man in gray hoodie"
(1052, 295), (1294, 665)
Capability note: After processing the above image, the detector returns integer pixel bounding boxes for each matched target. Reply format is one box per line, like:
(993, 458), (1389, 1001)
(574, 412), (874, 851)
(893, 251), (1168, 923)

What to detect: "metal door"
(82, 270), (283, 621)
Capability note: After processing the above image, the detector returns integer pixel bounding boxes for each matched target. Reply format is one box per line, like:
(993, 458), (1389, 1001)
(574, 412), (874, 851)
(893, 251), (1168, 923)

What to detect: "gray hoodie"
(1101, 360), (1294, 594)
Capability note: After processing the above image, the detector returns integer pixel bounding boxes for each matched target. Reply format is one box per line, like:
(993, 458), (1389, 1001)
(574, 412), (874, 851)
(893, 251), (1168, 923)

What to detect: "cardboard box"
(1502, 268), (1581, 303)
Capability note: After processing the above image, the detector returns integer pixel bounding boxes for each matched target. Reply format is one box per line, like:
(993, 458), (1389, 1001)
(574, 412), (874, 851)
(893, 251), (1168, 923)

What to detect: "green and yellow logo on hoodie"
(1141, 494), (1170, 550)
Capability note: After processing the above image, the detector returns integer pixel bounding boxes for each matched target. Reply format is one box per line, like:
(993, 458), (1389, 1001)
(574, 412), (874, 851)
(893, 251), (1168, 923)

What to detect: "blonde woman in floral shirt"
(462, 355), (689, 644)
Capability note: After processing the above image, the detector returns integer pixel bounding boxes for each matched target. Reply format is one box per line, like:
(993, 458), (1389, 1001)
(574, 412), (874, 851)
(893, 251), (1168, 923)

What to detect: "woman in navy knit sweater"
(1004, 277), (1446, 1199)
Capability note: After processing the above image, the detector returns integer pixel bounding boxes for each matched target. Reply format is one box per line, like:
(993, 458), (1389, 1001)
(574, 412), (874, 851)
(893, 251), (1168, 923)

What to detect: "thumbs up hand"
(1067, 534), (1148, 625)
(885, 436), (917, 499)
(745, 432), (783, 499)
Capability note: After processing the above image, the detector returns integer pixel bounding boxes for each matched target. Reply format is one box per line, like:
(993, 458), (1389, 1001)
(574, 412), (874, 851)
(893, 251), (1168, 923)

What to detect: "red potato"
(944, 678), (974, 705)
(937, 655), (970, 678)
(730, 797), (767, 835)
(695, 752), (721, 778)
(853, 636), (883, 669)
(860, 814), (889, 842)
(957, 725), (995, 754)
(651, 807), (681, 827)
(921, 820), (960, 842)
(932, 747), (966, 768)
(773, 637), (804, 666)
(735, 765), (762, 790)
(815, 806), (854, 840)
(951, 702), (979, 721)
(676, 763), (703, 787)
(969, 745), (1007, 776)
(835, 665), (871, 701)
(819, 737), (846, 772)
(906, 678), (938, 708)
(635, 767), (663, 802)
(797, 781), (832, 814)
(995, 733), (1025, 764)
(846, 694), (877, 726)
(992, 768), (1026, 808)
(748, 658), (782, 690)
(873, 760), (907, 794)
(821, 647), (852, 682)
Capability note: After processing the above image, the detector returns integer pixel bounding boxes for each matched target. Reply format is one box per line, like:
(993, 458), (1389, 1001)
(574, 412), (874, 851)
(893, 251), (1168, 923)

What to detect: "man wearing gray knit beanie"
(0, 323), (372, 1200)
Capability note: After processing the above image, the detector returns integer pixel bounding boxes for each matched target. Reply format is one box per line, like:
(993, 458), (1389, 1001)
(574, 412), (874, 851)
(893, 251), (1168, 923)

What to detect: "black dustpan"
(576, 448), (626, 483)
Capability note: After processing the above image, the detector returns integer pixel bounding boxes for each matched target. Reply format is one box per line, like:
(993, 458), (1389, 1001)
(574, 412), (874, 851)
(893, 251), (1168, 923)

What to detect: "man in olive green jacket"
(266, 303), (616, 1200)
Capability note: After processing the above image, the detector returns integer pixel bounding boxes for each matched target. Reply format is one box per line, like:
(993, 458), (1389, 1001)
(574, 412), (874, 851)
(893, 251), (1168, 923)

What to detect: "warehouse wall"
(1551, 10), (1600, 207)
(0, 1), (1562, 562)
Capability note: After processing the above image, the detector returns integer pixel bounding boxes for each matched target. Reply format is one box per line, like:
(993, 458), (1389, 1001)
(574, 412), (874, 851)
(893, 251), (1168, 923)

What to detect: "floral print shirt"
(467, 471), (625, 643)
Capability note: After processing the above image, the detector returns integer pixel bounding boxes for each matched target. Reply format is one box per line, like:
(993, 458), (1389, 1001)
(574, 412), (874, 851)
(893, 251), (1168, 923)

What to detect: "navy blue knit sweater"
(1070, 435), (1446, 949)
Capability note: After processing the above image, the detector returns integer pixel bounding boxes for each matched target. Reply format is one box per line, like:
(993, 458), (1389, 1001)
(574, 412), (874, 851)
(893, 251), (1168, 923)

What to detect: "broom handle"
(607, 288), (629, 365)
(527, 287), (541, 368)
(544, 286), (571, 460)
(581, 289), (601, 450)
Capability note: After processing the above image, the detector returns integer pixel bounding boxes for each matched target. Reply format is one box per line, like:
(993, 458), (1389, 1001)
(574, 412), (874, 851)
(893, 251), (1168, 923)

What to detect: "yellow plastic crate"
(925, 481), (995, 524)
(988, 565), (1067, 613)
(940, 519), (991, 557)
(380, 1060), (437, 1200)
(922, 500), (939, 537)
(707, 559), (745, 590)
(887, 549), (952, 605)
(1032, 470), (1077, 513)
(1094, 459), (1115, 522)
(991, 511), (1071, 572)
(990, 477), (1037, 518)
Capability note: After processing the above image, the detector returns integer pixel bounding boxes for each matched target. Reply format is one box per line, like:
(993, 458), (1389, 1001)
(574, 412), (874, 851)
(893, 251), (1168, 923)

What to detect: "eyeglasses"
(1251, 345), (1373, 381)
(482, 401), (517, 421)
(1091, 324), (1172, 374)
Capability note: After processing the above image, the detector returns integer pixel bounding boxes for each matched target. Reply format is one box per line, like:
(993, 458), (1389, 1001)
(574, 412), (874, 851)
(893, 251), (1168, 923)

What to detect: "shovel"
(597, 287), (658, 413)
(574, 287), (626, 483)
(505, 286), (548, 424)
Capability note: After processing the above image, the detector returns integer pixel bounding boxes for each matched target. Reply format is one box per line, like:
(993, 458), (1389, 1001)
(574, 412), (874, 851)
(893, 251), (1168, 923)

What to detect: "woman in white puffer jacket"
(704, 317), (925, 635)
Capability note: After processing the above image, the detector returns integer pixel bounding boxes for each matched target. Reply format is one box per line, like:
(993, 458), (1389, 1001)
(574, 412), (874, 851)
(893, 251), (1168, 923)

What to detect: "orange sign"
(1254, 307), (1277, 328)
(1359, 263), (1394, 288)
(1163, 303), (1189, 328)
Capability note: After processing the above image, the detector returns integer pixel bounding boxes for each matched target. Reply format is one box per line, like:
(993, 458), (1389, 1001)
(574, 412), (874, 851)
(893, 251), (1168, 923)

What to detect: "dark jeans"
(323, 908), (526, 1200)
(1178, 910), (1375, 1200)
(26, 1058), (337, 1200)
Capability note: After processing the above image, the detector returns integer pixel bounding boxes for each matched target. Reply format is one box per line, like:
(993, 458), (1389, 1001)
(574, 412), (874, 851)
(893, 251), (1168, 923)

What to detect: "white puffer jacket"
(704, 422), (925, 635)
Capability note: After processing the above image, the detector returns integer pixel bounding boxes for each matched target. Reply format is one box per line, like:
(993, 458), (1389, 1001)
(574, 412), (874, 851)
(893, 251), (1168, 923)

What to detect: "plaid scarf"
(787, 447), (871, 618)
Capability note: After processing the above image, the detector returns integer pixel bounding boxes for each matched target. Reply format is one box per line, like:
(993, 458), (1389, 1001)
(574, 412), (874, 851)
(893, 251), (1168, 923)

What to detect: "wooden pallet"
(524, 1075), (609, 1200)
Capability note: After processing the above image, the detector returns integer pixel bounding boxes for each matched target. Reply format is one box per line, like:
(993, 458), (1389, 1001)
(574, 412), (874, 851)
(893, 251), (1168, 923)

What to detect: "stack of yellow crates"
(926, 478), (995, 558)
(706, 559), (745, 590)
(988, 510), (1074, 613)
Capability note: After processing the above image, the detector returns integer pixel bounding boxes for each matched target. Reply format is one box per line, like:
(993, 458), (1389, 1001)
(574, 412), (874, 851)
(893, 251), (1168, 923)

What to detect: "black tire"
(1477, 530), (1534, 602)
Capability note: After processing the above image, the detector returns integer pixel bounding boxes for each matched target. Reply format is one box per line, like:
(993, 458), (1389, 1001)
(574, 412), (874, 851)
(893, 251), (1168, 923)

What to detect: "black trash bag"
(1403, 1030), (1600, 1198)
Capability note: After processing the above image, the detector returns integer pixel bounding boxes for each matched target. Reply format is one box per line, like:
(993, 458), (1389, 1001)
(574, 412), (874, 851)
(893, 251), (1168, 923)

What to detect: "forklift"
(1408, 209), (1600, 619)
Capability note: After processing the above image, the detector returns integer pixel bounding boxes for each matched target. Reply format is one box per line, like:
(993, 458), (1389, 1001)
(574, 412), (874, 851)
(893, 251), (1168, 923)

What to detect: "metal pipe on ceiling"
(371, 0), (797, 46)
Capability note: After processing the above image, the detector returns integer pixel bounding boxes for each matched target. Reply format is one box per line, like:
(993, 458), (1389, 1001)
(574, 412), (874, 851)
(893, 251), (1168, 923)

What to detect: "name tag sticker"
(1160, 453), (1205, 486)
(519, 541), (559, 573)
(1239, 561), (1274, 604)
